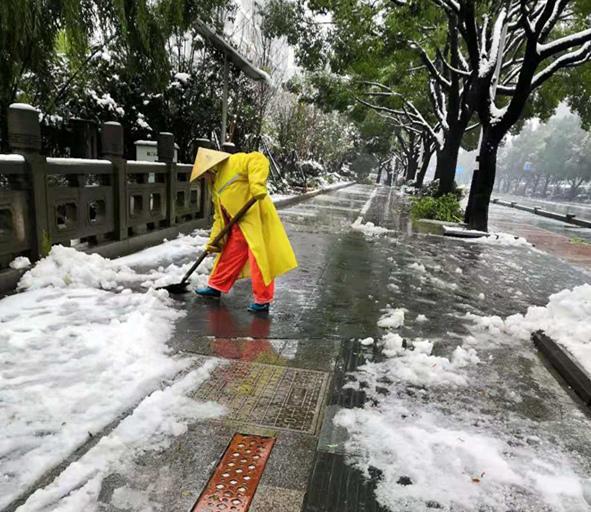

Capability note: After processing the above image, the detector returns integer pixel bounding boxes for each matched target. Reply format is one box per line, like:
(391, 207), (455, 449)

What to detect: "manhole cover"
(192, 433), (275, 512)
(193, 361), (329, 434)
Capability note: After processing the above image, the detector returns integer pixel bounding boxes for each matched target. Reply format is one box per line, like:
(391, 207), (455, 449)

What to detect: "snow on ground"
(335, 286), (591, 511)
(0, 231), (214, 509)
(9, 256), (31, 269)
(116, 229), (210, 269)
(350, 186), (392, 237)
(17, 359), (226, 512)
(351, 218), (391, 237)
(270, 193), (296, 202)
(464, 232), (531, 246)
(467, 284), (591, 375)
(377, 307), (405, 329)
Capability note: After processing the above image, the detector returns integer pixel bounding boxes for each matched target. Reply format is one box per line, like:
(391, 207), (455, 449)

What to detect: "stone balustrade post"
(8, 103), (48, 259)
(158, 132), (176, 226)
(101, 122), (127, 241)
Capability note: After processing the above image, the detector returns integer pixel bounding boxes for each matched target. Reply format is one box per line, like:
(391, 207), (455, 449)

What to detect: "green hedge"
(410, 194), (463, 223)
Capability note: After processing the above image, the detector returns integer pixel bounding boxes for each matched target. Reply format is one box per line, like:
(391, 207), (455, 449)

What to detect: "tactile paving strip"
(192, 361), (329, 435)
(192, 433), (275, 512)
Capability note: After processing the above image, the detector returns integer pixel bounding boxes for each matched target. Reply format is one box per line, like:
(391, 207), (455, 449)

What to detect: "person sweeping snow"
(191, 147), (298, 312)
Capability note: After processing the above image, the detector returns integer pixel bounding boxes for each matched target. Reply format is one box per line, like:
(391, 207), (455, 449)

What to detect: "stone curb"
(532, 330), (591, 404)
(273, 182), (356, 209)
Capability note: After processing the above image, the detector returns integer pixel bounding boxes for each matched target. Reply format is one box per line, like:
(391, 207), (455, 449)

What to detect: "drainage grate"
(192, 433), (275, 512)
(192, 361), (329, 434)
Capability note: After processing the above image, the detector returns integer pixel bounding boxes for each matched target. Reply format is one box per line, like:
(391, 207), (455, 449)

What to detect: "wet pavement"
(489, 203), (591, 269)
(15, 184), (591, 511)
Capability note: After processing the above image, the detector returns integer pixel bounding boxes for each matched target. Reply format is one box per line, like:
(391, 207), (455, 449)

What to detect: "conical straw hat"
(190, 147), (231, 182)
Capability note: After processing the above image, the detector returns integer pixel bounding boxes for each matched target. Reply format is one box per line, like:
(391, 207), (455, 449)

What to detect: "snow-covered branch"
(409, 41), (452, 89)
(537, 27), (591, 58)
(532, 41), (591, 89)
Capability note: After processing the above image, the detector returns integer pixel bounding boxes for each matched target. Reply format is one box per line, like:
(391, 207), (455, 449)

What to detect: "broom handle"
(180, 196), (258, 284)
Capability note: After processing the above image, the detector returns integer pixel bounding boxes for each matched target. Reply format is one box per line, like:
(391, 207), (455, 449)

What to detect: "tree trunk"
(541, 175), (550, 197)
(569, 179), (582, 200)
(386, 169), (393, 186)
(435, 135), (462, 196)
(415, 146), (433, 189)
(530, 175), (541, 196)
(405, 152), (419, 182)
(465, 130), (500, 231)
(494, 177), (502, 192)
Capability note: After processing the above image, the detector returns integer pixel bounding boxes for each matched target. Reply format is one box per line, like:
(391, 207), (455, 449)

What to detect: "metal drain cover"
(192, 433), (275, 512)
(193, 361), (329, 434)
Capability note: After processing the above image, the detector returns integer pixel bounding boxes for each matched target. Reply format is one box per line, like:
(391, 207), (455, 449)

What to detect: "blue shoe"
(248, 302), (270, 313)
(195, 286), (221, 298)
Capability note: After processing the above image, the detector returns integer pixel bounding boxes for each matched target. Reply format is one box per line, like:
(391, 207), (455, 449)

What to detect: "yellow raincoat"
(208, 152), (297, 285)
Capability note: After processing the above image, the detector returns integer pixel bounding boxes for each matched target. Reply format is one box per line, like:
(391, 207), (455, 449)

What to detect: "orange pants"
(208, 223), (274, 303)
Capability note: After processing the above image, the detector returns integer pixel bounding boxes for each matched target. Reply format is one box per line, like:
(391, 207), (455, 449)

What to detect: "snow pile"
(18, 229), (212, 292)
(335, 325), (589, 510)
(334, 277), (591, 511)
(360, 337), (375, 346)
(408, 262), (426, 273)
(358, 334), (479, 388)
(463, 232), (531, 247)
(18, 360), (226, 511)
(9, 256), (31, 270)
(117, 229), (209, 268)
(351, 218), (391, 237)
(334, 401), (587, 511)
(0, 285), (188, 508)
(0, 154), (25, 162)
(18, 245), (138, 290)
(468, 284), (591, 373)
(377, 307), (405, 329)
(174, 72), (191, 84)
(350, 187), (388, 237)
(0, 234), (214, 508)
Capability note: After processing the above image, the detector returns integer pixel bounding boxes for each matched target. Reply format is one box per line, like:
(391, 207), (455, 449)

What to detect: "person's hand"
(205, 243), (222, 253)
(254, 191), (267, 201)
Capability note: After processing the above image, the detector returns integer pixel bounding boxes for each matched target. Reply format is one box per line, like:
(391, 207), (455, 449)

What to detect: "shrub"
(410, 194), (463, 223)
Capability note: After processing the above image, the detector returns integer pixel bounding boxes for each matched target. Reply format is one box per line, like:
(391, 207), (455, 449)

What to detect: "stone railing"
(0, 104), (212, 273)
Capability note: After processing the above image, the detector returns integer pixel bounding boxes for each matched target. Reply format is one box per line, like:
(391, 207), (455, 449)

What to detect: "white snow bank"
(334, 402), (587, 511)
(462, 231), (531, 247)
(377, 308), (405, 329)
(363, 334), (478, 387)
(9, 256), (31, 270)
(408, 262), (426, 273)
(335, 328), (588, 511)
(1, 238), (213, 508)
(18, 359), (226, 511)
(468, 284), (591, 374)
(19, 233), (212, 292)
(0, 285), (187, 508)
(116, 229), (209, 267)
(270, 193), (296, 202)
(351, 218), (391, 237)
(18, 245), (138, 290)
(0, 154), (25, 162)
